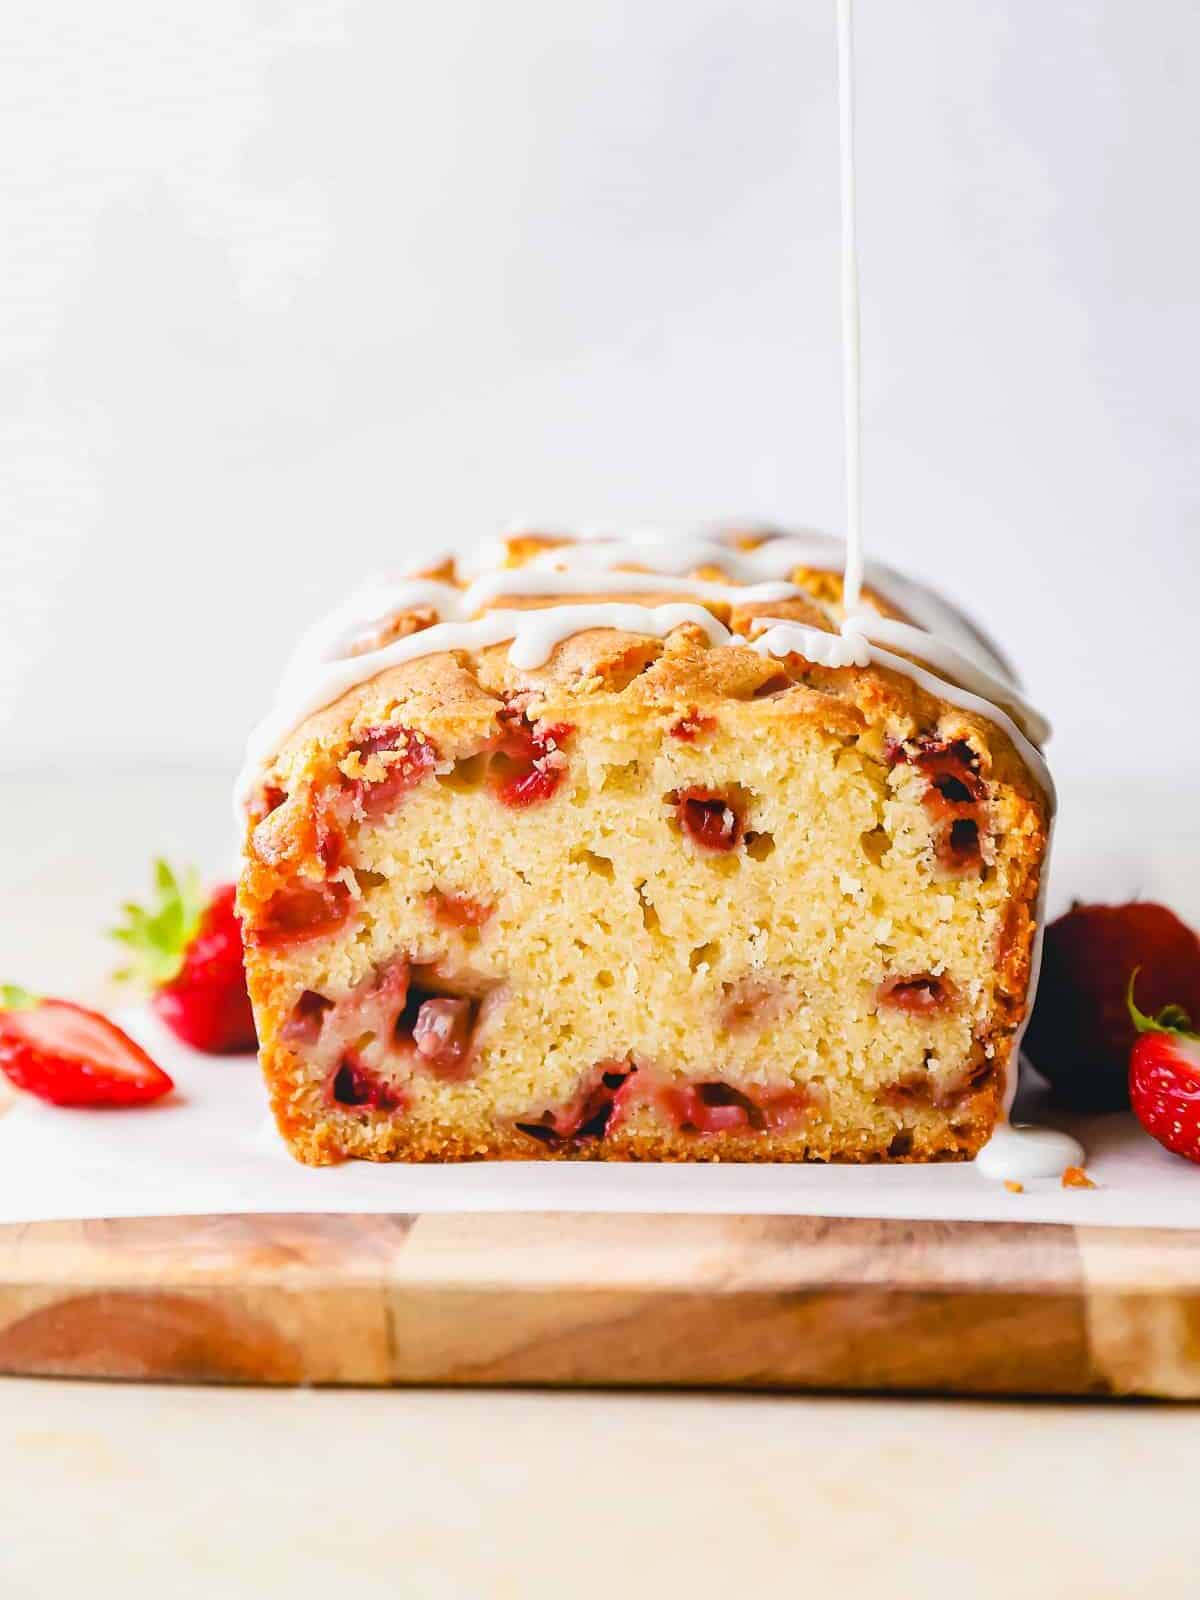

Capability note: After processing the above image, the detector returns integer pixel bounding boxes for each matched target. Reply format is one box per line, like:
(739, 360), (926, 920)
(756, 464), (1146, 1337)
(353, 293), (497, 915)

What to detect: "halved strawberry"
(111, 861), (258, 1054)
(1128, 975), (1200, 1165)
(0, 987), (174, 1107)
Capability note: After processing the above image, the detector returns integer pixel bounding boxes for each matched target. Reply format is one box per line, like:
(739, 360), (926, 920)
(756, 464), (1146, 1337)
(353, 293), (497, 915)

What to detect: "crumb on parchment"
(1062, 1165), (1097, 1190)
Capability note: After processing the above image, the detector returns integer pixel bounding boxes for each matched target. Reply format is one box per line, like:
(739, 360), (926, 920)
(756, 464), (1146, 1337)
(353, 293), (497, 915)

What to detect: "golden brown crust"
(247, 526), (1048, 827)
(251, 631), (1045, 830)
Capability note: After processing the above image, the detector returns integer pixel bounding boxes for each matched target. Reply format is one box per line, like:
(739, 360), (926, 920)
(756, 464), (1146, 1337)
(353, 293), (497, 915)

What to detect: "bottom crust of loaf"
(266, 1083), (996, 1167)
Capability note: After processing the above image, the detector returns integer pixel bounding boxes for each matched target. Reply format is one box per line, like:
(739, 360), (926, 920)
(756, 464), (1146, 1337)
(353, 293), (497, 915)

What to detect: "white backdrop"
(2, 0), (1197, 780)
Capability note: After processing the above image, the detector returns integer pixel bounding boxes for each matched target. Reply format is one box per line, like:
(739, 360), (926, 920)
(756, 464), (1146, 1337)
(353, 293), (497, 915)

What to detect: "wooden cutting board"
(1, 1212), (1198, 1398)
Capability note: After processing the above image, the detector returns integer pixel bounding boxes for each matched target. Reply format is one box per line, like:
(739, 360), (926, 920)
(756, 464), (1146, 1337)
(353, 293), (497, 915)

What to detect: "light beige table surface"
(3, 1379), (1199, 1599)
(2, 770), (1197, 1599)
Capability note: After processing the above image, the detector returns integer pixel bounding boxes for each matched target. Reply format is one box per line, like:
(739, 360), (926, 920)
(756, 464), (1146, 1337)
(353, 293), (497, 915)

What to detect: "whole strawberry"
(0, 986), (174, 1107)
(1128, 978), (1200, 1165)
(112, 861), (258, 1054)
(1024, 901), (1200, 1111)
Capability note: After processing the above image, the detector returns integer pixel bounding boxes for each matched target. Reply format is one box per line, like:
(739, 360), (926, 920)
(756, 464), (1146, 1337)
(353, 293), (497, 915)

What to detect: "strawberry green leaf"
(0, 984), (38, 1012)
(1128, 969), (1198, 1040)
(109, 858), (207, 990)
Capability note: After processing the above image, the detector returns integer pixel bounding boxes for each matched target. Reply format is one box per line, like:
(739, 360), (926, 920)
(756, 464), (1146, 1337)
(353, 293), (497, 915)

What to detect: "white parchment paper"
(1, 1007), (1197, 1228)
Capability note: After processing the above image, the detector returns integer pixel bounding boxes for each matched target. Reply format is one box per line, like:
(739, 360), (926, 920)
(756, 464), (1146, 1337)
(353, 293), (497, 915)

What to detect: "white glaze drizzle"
(235, 601), (730, 811)
(523, 532), (1019, 688)
(278, 579), (460, 690)
(463, 567), (802, 615)
(837, 0), (864, 614)
(277, 566), (805, 691)
(239, 533), (1051, 816)
(841, 612), (1049, 745)
(747, 618), (1053, 794)
(503, 601), (729, 666)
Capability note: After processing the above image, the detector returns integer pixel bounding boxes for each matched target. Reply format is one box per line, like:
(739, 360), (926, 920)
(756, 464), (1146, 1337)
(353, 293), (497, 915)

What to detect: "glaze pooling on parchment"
(975, 1123), (1083, 1184)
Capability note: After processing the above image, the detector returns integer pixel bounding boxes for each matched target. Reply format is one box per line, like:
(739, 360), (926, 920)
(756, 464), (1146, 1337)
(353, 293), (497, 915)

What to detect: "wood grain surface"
(1, 1213), (1198, 1398)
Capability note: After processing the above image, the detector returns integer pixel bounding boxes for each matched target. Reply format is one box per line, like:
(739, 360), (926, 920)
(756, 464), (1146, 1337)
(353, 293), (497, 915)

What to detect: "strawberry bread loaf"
(236, 529), (1052, 1165)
